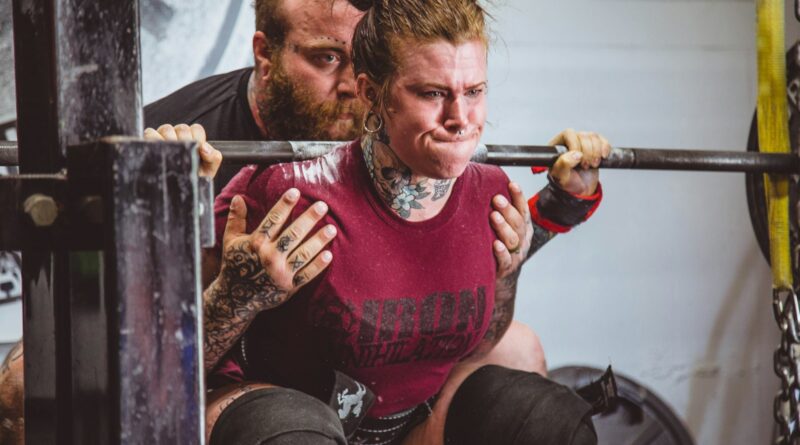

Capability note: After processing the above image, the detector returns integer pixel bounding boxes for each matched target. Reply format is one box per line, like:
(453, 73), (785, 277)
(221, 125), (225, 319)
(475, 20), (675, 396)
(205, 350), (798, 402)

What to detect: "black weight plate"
(746, 41), (800, 271)
(550, 366), (695, 445)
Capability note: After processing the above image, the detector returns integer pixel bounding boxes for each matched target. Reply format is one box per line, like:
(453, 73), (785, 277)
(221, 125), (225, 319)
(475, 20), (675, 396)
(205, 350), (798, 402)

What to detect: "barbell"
(1, 140), (798, 173)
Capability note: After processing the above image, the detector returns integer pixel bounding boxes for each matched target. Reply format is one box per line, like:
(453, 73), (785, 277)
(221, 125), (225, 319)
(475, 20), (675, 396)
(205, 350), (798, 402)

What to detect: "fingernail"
(230, 195), (241, 209)
(571, 152), (582, 160)
(494, 240), (504, 251)
(314, 201), (328, 214)
(492, 212), (503, 223)
(321, 251), (333, 262)
(325, 225), (337, 236)
(509, 182), (520, 193)
(287, 188), (300, 200)
(495, 195), (508, 207)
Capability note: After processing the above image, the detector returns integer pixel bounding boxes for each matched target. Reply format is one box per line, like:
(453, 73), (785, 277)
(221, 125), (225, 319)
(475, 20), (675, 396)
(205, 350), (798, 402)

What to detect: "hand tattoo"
(276, 235), (293, 252)
(290, 257), (304, 272)
(203, 239), (290, 370)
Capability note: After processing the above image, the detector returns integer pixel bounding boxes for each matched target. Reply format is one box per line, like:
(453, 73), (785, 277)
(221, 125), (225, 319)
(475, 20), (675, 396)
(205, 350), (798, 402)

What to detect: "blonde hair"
(350, 0), (489, 111)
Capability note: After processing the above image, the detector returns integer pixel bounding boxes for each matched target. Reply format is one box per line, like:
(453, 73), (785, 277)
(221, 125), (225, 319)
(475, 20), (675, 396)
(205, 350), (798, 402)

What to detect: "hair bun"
(349, 0), (375, 12)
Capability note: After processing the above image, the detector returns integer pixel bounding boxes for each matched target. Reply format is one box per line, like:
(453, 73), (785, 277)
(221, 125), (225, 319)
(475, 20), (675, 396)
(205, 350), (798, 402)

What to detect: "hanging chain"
(773, 287), (800, 443)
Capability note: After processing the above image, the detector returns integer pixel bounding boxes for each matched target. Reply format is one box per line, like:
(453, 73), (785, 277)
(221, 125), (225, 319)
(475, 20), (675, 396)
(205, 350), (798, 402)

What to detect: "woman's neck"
(361, 133), (455, 221)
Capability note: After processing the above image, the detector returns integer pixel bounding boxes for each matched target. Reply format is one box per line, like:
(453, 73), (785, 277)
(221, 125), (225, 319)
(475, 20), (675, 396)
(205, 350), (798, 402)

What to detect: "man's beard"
(258, 61), (365, 141)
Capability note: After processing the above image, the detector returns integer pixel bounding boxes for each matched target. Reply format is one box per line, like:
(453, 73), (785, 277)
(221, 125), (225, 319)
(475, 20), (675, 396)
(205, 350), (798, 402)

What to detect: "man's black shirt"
(144, 67), (261, 190)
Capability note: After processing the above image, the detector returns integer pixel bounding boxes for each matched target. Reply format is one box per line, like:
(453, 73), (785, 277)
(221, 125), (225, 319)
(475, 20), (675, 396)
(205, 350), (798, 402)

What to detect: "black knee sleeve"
(445, 365), (597, 445)
(210, 387), (347, 445)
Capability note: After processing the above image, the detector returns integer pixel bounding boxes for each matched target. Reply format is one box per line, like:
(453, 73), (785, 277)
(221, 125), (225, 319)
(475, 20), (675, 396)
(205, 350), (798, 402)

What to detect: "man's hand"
(491, 182), (533, 279)
(202, 189), (336, 369)
(216, 189), (336, 311)
(144, 123), (223, 178)
(548, 128), (610, 196)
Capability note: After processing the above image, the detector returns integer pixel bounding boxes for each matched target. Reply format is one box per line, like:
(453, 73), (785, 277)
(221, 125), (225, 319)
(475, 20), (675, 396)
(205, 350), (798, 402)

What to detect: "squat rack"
(2, 0), (798, 443)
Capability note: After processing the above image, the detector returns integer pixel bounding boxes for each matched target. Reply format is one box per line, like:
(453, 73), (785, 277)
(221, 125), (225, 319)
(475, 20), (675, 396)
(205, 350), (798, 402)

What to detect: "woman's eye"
(466, 88), (485, 97)
(421, 91), (445, 99)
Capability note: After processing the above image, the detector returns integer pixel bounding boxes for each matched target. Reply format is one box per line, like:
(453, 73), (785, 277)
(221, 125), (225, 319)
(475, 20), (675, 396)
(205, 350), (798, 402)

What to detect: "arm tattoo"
(470, 270), (519, 358)
(203, 240), (289, 370)
(527, 221), (557, 260)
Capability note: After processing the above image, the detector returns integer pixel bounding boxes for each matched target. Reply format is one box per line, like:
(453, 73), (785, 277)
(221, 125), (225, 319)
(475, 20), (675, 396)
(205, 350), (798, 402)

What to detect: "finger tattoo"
(277, 235), (293, 252)
(293, 274), (306, 286)
(289, 257), (304, 272)
(259, 219), (275, 235)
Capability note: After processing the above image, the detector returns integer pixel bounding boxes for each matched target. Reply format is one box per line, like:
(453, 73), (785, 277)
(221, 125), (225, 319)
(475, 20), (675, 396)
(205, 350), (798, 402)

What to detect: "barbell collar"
(1, 140), (798, 173)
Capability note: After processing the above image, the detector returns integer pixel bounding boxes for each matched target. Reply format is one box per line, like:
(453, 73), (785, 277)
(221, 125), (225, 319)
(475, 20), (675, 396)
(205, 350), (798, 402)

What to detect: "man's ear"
(355, 74), (378, 110)
(252, 31), (274, 79)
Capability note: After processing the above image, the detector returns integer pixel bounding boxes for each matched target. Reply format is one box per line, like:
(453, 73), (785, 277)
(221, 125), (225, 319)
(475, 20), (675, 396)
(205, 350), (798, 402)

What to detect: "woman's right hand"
(216, 189), (337, 311)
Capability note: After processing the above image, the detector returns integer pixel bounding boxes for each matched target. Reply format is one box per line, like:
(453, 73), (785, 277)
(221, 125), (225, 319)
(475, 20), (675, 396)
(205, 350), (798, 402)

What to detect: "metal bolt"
(23, 194), (59, 227)
(80, 196), (103, 225)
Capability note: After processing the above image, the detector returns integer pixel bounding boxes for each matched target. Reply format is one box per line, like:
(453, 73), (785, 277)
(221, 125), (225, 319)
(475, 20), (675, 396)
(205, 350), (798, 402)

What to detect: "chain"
(773, 287), (800, 444)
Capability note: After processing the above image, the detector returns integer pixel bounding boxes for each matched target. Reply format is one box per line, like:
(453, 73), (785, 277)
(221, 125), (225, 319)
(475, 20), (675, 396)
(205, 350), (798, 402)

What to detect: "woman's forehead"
(394, 39), (488, 86)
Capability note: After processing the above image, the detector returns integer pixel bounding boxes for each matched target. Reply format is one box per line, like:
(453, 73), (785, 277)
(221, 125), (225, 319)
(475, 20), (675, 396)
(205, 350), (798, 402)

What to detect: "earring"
(364, 111), (383, 134)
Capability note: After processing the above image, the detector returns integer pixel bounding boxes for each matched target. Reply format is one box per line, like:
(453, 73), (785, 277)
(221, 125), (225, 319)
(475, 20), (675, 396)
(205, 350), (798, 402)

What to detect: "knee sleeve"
(444, 365), (597, 445)
(210, 387), (347, 445)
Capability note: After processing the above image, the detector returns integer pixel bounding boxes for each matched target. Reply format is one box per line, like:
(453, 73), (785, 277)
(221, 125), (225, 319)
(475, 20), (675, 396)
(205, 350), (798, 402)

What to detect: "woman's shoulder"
(463, 162), (510, 189)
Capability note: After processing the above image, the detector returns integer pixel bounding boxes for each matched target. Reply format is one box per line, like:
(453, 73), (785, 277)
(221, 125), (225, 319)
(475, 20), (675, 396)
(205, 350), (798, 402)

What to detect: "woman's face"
(381, 38), (488, 179)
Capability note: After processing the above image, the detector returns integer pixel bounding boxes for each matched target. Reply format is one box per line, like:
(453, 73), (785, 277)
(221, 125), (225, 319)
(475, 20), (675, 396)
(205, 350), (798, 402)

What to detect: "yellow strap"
(757, 0), (793, 289)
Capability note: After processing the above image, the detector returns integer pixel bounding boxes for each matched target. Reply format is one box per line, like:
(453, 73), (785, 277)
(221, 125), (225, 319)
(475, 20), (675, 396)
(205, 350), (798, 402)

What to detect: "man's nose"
(336, 63), (356, 98)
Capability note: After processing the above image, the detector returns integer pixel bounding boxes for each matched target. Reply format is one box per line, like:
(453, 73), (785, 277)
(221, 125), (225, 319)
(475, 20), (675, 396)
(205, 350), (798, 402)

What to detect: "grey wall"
(1, 0), (798, 443)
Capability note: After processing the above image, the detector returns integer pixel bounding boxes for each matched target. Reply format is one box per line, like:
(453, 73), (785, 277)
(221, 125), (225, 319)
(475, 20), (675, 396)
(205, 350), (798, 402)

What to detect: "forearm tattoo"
(482, 270), (519, 345)
(362, 135), (453, 219)
(527, 221), (557, 260)
(203, 240), (289, 370)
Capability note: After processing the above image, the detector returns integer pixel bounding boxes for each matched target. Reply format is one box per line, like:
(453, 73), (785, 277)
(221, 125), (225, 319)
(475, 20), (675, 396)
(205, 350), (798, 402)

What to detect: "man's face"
(259, 0), (366, 140)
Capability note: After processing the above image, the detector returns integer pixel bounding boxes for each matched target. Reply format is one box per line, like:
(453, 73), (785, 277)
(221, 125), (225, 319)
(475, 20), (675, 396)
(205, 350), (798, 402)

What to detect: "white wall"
(484, 1), (788, 443)
(2, 0), (798, 443)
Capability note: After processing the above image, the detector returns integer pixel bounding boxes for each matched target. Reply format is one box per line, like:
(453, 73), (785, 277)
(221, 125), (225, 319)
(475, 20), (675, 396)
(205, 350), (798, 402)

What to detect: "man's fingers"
(286, 224), (337, 274)
(274, 201), (329, 255)
(292, 250), (333, 289)
(490, 211), (520, 252)
(222, 195), (248, 246)
(174, 123), (194, 142)
(198, 142), (223, 178)
(144, 127), (164, 141)
(493, 240), (513, 275)
(254, 188), (301, 241)
(508, 182), (529, 221)
(189, 124), (207, 145)
(157, 124), (178, 141)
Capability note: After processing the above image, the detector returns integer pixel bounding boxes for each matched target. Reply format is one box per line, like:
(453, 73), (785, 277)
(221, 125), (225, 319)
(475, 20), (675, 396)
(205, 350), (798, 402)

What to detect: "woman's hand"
(144, 123), (223, 178)
(548, 129), (610, 196)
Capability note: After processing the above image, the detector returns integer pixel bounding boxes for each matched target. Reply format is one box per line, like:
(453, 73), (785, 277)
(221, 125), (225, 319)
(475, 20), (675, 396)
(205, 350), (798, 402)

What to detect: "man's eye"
(314, 54), (340, 65)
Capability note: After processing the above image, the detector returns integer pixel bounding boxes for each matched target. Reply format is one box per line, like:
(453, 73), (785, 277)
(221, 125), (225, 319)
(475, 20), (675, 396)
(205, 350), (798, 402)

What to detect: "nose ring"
(457, 129), (465, 136)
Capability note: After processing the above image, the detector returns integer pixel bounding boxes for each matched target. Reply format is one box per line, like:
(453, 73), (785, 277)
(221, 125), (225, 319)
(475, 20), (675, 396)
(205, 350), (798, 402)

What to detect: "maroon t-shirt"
(212, 139), (510, 416)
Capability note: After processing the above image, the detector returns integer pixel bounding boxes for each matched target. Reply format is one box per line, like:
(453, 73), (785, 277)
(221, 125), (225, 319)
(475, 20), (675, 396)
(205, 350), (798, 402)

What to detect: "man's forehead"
(281, 0), (363, 44)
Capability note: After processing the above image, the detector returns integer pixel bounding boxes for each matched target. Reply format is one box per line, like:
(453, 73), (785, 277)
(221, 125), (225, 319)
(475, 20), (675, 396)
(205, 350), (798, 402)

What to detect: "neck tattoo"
(362, 134), (454, 220)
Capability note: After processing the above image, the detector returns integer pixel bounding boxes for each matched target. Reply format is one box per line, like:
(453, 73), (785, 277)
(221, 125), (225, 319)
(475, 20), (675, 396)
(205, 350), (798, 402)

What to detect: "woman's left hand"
(548, 128), (610, 196)
(491, 182), (533, 279)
